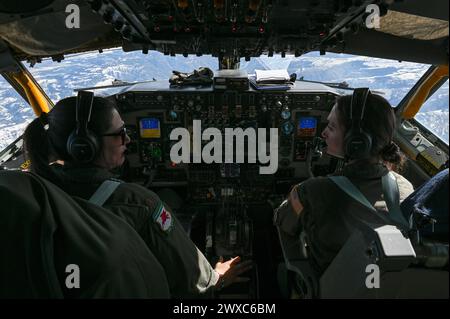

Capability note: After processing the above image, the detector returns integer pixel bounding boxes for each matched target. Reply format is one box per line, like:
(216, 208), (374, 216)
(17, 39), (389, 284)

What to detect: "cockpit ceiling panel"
(380, 11), (449, 41)
(0, 0), (448, 65)
(0, 6), (119, 57)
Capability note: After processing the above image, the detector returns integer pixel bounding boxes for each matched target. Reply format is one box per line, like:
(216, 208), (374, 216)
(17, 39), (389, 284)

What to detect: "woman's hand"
(214, 256), (253, 290)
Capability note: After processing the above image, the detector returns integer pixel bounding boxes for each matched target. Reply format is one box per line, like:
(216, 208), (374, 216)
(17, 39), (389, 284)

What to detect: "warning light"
(258, 25), (265, 34)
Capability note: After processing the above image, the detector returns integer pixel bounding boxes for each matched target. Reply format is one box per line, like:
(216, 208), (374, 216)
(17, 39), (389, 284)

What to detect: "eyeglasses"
(101, 126), (129, 145)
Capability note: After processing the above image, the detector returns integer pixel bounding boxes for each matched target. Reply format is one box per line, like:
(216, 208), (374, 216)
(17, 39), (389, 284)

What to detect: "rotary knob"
(281, 107), (291, 120)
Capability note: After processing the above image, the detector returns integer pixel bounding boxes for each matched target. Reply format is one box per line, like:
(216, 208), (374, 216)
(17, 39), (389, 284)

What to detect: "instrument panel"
(115, 81), (340, 202)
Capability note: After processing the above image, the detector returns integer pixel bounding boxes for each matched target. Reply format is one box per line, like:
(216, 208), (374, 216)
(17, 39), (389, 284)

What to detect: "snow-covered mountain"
(416, 110), (450, 143)
(0, 49), (448, 151)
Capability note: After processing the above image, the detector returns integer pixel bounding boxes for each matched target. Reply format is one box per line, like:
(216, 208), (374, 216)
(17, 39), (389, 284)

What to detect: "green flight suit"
(274, 161), (414, 274)
(0, 170), (170, 298)
(48, 164), (219, 298)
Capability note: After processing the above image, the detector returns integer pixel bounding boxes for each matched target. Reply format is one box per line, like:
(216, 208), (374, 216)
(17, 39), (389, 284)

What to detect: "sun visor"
(379, 10), (449, 41)
(0, 6), (118, 57)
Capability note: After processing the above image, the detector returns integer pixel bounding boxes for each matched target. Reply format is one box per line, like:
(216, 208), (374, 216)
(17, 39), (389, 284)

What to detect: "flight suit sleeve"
(273, 183), (304, 236)
(117, 184), (219, 298)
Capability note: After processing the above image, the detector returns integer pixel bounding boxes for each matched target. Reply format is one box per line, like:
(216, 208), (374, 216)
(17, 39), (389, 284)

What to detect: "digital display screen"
(297, 117), (317, 137)
(139, 118), (161, 138)
(299, 117), (317, 129)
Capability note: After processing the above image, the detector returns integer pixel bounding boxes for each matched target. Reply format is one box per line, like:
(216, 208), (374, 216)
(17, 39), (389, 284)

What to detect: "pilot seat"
(0, 170), (170, 298)
(276, 170), (449, 299)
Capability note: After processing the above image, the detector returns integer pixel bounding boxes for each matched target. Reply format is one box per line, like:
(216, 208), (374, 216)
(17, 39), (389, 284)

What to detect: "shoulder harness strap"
(89, 179), (123, 207)
(329, 172), (409, 229)
(328, 175), (376, 212)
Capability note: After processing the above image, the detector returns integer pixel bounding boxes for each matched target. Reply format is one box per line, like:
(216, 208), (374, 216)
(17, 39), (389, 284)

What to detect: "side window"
(0, 76), (33, 152)
(415, 79), (449, 144)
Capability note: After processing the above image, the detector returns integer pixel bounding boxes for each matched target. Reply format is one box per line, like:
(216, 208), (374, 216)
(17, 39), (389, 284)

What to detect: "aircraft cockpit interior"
(107, 79), (342, 298)
(0, 0), (448, 300)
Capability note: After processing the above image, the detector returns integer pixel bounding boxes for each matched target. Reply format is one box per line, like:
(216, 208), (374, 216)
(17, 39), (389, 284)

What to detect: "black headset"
(66, 91), (100, 163)
(343, 88), (373, 160)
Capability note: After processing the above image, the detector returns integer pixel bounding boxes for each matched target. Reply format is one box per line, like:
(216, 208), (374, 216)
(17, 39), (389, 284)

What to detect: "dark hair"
(335, 93), (406, 172)
(24, 96), (117, 179)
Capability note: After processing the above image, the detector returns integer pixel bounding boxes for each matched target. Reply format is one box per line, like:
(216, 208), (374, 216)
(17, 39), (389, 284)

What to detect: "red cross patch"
(153, 204), (173, 232)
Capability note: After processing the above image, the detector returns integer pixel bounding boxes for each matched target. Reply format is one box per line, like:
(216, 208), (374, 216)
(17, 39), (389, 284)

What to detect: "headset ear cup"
(344, 88), (372, 160)
(66, 90), (98, 163)
(87, 130), (100, 161)
(344, 130), (372, 159)
(66, 129), (99, 163)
